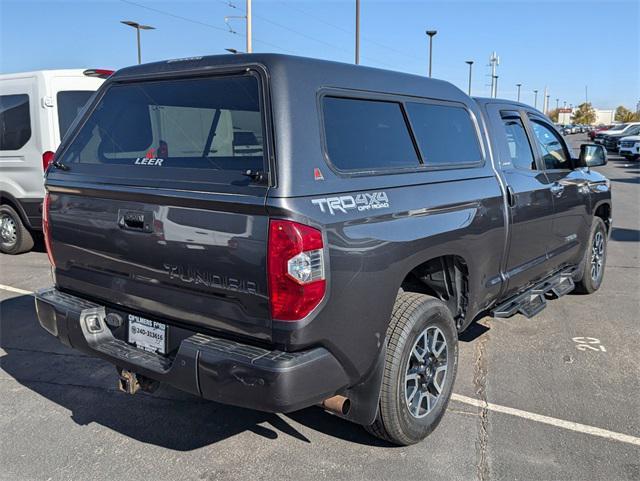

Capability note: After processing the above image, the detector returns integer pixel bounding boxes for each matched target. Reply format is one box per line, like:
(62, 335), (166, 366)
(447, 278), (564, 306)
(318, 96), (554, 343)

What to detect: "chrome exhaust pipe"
(321, 395), (351, 416)
(118, 368), (159, 395)
(118, 369), (140, 395)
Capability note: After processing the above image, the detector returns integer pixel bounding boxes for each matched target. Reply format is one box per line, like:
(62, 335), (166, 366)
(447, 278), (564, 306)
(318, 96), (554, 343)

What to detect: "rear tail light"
(42, 193), (55, 267)
(268, 220), (326, 321)
(42, 151), (55, 172)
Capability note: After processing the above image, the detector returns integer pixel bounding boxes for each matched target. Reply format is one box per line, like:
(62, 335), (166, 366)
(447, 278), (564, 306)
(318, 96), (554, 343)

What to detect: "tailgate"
(45, 69), (273, 341)
(48, 189), (271, 340)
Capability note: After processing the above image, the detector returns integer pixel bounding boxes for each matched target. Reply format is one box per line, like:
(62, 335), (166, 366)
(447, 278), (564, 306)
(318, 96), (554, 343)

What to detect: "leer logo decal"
(135, 148), (164, 166)
(311, 192), (389, 215)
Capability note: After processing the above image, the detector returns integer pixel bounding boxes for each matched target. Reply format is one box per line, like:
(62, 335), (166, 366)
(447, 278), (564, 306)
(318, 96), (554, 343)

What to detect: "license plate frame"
(127, 314), (167, 355)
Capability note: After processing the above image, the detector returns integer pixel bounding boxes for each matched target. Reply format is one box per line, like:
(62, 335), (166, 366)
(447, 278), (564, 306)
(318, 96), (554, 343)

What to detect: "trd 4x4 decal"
(311, 192), (389, 215)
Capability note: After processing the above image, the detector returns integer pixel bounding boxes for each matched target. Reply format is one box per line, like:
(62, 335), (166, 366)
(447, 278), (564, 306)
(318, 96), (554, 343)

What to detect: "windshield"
(58, 75), (265, 175)
(57, 90), (95, 140)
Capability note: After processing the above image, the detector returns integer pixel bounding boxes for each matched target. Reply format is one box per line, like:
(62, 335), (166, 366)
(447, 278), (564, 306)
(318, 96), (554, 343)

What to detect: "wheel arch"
(593, 201), (611, 233)
(0, 191), (32, 229)
(398, 254), (471, 331)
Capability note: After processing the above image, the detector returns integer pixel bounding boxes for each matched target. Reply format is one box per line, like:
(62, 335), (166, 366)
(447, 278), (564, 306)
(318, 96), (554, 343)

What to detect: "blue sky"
(1, 0), (638, 110)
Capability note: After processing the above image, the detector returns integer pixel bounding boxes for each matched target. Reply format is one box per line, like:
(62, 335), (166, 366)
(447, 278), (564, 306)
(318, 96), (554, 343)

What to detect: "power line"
(120, 0), (232, 34)
(120, 0), (295, 54)
(276, 1), (426, 64)
(221, 0), (403, 69)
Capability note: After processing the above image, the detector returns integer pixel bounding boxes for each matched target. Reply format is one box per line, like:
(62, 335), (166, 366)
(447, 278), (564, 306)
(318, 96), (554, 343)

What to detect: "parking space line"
(1, 281), (638, 447)
(0, 284), (33, 295)
(451, 393), (640, 447)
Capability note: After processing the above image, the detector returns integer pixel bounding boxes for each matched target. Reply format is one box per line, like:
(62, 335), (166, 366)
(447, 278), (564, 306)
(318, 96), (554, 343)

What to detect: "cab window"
(530, 120), (570, 170)
(499, 111), (536, 171)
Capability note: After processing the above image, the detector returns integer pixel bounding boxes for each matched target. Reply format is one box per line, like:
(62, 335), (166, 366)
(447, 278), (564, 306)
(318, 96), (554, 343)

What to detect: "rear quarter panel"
(268, 172), (505, 382)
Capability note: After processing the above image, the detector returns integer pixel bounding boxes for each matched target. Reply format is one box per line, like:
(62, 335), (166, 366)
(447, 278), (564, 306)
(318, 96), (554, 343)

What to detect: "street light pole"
(120, 20), (155, 64)
(516, 83), (522, 102)
(465, 60), (473, 96)
(426, 30), (437, 77)
(556, 98), (559, 110)
(355, 0), (360, 64)
(246, 0), (252, 53)
(533, 89), (538, 109)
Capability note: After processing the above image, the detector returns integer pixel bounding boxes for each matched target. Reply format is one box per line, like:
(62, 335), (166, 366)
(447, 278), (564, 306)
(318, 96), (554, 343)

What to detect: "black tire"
(0, 204), (34, 255)
(574, 217), (607, 294)
(365, 292), (458, 445)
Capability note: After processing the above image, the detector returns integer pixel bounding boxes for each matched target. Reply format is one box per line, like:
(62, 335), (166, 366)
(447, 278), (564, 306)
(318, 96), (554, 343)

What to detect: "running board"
(492, 270), (575, 319)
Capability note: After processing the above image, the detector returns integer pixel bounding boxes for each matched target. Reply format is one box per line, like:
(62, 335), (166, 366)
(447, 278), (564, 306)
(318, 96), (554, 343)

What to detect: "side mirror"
(578, 143), (607, 168)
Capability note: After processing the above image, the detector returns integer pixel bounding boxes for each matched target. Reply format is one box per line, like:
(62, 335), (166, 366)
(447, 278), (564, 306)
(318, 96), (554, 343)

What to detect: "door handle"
(550, 183), (564, 197)
(117, 210), (153, 232)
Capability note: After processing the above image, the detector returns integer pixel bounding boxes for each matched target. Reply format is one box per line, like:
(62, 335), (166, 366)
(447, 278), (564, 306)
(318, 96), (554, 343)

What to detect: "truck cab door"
(485, 104), (557, 298)
(526, 115), (591, 269)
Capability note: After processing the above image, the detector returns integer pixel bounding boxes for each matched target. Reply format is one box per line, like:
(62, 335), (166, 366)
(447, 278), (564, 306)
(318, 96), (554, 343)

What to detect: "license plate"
(127, 314), (167, 354)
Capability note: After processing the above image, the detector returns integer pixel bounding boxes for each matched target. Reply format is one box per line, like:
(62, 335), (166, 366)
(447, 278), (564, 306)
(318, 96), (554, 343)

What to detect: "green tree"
(548, 108), (560, 123)
(616, 106), (639, 122)
(572, 102), (596, 125)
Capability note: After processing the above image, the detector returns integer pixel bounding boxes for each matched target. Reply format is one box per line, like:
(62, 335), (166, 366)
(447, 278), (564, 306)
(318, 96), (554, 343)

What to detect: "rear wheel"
(366, 292), (458, 445)
(574, 217), (607, 294)
(0, 204), (34, 255)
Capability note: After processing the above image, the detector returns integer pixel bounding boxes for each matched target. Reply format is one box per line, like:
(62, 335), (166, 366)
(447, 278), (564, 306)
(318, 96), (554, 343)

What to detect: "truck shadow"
(0, 294), (390, 450)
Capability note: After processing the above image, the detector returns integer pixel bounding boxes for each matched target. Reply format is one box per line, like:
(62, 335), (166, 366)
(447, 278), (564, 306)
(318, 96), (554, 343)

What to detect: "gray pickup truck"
(35, 54), (611, 445)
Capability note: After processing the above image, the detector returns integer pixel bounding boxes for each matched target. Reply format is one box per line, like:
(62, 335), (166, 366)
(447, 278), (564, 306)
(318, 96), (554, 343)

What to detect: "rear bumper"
(35, 288), (349, 413)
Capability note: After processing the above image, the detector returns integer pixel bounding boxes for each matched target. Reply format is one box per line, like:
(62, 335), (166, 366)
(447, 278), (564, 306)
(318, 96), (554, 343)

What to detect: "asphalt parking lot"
(1, 134), (638, 481)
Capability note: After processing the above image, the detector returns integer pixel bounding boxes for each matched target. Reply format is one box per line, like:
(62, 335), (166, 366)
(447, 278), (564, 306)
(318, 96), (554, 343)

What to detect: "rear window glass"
(406, 102), (482, 165)
(57, 90), (95, 140)
(322, 96), (420, 171)
(0, 94), (31, 151)
(58, 75), (265, 175)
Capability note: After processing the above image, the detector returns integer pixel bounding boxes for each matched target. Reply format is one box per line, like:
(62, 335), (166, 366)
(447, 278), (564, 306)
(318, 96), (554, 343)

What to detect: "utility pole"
(533, 89), (538, 109)
(516, 83), (522, 102)
(465, 60), (474, 96)
(556, 98), (559, 110)
(246, 0), (252, 53)
(585, 86), (589, 105)
(543, 86), (548, 113)
(545, 95), (550, 114)
(355, 0), (360, 64)
(489, 52), (499, 98)
(426, 30), (437, 77)
(120, 20), (155, 64)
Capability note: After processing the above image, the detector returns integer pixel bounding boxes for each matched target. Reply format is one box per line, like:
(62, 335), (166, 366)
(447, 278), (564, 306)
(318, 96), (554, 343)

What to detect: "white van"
(0, 69), (110, 254)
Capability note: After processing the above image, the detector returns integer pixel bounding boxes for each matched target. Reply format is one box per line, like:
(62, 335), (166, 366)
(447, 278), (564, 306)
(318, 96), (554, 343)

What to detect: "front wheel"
(0, 204), (34, 255)
(574, 218), (607, 294)
(366, 292), (458, 445)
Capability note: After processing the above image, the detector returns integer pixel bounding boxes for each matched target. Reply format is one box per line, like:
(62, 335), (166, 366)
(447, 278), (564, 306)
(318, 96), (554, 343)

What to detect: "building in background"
(557, 108), (614, 125)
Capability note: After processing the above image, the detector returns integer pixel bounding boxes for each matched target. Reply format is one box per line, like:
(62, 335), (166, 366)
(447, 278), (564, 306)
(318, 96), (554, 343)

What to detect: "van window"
(0, 94), (31, 151)
(58, 75), (265, 175)
(405, 102), (482, 165)
(57, 91), (95, 140)
(322, 96), (420, 171)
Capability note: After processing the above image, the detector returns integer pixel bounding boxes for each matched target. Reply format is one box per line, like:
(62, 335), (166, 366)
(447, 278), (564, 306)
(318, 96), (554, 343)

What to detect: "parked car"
(34, 54), (611, 446)
(594, 123), (631, 144)
(618, 135), (640, 160)
(603, 124), (640, 152)
(589, 125), (612, 141)
(0, 69), (110, 254)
